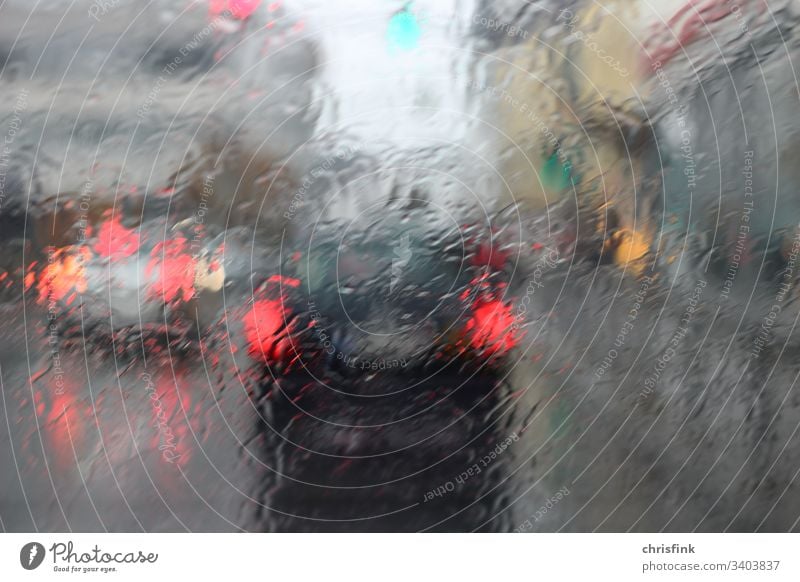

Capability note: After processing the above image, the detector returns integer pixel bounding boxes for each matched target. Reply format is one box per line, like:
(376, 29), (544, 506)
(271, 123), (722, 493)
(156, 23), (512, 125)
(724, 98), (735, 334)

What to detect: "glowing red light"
(94, 215), (139, 259)
(241, 275), (302, 366)
(465, 298), (518, 355)
(146, 237), (196, 304)
(210, 0), (262, 20)
(267, 274), (300, 288)
(243, 298), (291, 364)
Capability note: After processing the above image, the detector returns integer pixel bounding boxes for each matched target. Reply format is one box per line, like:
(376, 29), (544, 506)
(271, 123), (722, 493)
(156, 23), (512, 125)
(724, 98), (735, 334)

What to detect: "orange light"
(36, 247), (91, 304)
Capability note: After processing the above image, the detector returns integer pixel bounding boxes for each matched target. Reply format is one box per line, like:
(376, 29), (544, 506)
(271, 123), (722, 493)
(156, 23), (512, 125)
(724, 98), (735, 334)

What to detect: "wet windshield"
(2, 0), (800, 532)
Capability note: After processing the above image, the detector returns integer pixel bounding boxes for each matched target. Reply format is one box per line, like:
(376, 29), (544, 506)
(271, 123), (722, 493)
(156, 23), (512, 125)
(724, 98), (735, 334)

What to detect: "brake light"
(465, 297), (518, 356)
(146, 237), (197, 304)
(94, 214), (139, 259)
(242, 275), (298, 366)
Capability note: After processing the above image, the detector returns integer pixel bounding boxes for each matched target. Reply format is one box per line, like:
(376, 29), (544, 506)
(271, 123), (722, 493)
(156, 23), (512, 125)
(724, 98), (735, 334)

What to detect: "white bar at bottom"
(1, 534), (797, 580)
